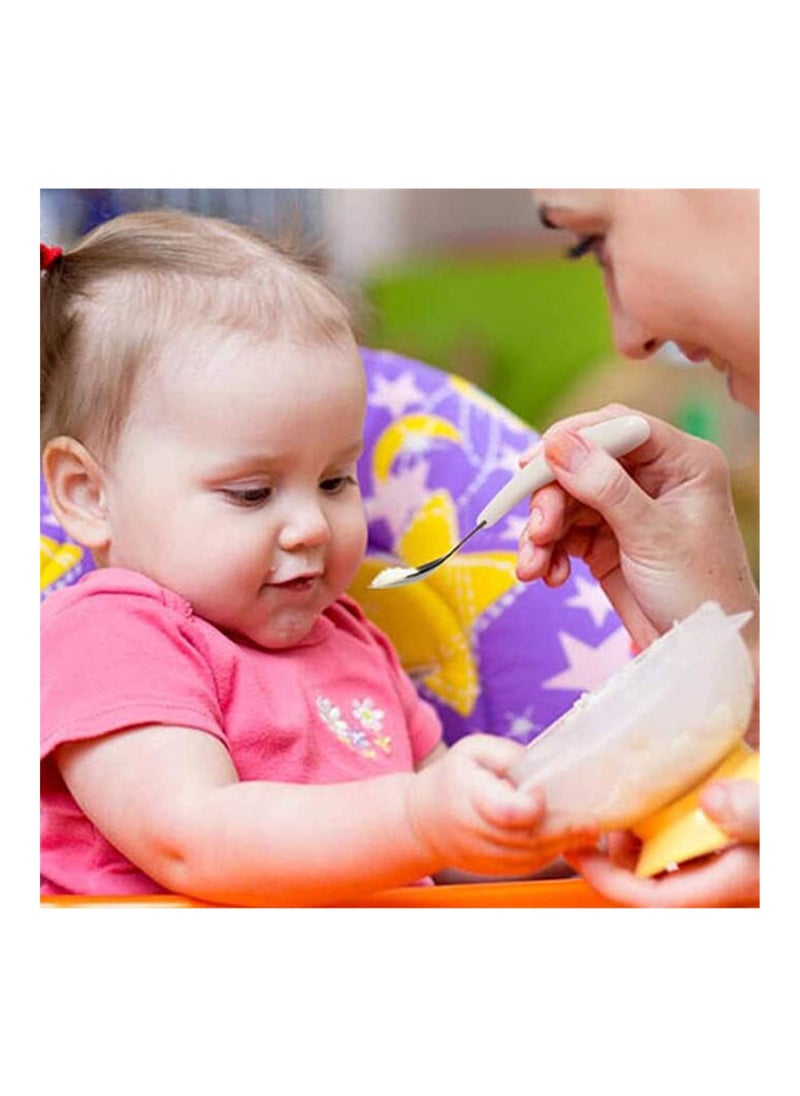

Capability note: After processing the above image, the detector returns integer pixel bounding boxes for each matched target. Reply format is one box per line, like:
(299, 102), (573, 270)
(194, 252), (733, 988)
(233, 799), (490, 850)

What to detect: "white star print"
(498, 514), (529, 544)
(363, 462), (431, 540)
(503, 705), (542, 744)
(543, 626), (633, 694)
(40, 501), (62, 530)
(370, 372), (428, 418)
(566, 575), (615, 627)
(402, 430), (437, 456)
(494, 444), (525, 476)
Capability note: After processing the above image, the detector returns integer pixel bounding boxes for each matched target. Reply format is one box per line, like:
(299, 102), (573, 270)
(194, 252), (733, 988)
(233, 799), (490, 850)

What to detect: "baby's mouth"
(268, 573), (321, 592)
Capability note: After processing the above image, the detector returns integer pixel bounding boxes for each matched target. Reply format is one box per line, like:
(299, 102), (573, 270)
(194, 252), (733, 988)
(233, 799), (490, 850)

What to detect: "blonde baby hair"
(40, 208), (357, 458)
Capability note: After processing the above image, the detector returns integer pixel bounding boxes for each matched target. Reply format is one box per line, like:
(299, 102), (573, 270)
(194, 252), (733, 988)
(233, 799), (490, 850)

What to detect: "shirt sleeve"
(41, 584), (226, 760)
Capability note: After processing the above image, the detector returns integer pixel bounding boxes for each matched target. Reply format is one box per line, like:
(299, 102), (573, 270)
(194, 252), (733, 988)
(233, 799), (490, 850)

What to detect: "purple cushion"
(354, 348), (632, 745)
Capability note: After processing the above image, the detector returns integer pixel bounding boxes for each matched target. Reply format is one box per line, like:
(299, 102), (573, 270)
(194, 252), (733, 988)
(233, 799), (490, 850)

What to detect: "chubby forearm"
(153, 774), (438, 906)
(57, 726), (439, 906)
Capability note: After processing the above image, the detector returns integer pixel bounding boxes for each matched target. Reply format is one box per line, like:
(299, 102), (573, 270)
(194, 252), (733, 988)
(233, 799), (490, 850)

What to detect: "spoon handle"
(476, 414), (651, 529)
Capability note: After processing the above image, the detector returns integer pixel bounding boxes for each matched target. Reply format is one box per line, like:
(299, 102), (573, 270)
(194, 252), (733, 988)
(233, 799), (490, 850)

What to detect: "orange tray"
(40, 878), (619, 908)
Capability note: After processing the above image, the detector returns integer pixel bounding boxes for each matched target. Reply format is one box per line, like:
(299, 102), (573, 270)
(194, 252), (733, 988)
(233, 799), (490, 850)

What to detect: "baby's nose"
(278, 501), (331, 551)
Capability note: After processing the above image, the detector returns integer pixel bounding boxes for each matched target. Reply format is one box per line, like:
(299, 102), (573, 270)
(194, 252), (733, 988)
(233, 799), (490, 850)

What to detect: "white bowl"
(509, 601), (755, 831)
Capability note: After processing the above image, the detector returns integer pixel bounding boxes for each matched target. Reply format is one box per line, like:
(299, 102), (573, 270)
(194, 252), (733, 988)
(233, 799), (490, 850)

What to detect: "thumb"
(700, 779), (760, 844)
(456, 732), (527, 778)
(544, 427), (655, 540)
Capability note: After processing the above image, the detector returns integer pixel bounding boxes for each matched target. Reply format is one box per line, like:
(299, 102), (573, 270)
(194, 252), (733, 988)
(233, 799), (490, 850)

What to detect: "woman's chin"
(727, 368), (759, 413)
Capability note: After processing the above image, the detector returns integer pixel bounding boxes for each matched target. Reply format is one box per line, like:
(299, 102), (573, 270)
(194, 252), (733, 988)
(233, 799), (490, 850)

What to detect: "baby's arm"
(55, 724), (565, 906)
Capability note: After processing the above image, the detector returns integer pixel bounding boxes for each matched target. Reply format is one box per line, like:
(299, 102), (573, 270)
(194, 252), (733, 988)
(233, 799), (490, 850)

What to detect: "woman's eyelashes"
(565, 234), (604, 263)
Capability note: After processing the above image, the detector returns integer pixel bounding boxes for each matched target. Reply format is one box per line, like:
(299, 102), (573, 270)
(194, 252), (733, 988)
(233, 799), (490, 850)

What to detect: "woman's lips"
(678, 345), (710, 363)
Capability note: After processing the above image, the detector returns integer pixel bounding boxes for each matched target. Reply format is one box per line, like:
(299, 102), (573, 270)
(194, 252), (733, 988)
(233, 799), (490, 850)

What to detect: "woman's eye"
(565, 234), (604, 263)
(224, 487), (272, 506)
(320, 475), (356, 494)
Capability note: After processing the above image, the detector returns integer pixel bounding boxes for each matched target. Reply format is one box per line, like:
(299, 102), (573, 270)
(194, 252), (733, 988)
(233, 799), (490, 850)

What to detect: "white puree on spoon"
(370, 566), (417, 589)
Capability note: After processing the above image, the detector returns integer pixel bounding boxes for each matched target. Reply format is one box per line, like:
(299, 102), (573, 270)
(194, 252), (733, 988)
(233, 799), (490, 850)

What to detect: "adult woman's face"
(535, 189), (759, 411)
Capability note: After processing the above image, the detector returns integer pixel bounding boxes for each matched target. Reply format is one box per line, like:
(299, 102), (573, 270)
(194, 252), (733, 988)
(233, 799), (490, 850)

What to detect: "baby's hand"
(407, 734), (598, 876)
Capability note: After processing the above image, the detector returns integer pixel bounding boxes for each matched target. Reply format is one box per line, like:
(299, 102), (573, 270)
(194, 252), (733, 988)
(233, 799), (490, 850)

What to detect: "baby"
(40, 210), (593, 905)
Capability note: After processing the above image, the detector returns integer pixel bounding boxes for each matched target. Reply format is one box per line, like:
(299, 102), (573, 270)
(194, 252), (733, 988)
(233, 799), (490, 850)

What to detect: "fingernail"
(529, 506), (543, 530)
(518, 540), (537, 572)
(701, 783), (727, 817)
(547, 430), (591, 472)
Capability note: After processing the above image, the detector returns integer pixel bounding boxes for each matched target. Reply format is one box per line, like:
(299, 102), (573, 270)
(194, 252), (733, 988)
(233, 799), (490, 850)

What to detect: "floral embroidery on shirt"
(316, 696), (393, 759)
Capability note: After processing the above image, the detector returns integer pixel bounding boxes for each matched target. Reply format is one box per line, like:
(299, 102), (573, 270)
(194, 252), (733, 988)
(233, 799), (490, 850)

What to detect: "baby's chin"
(243, 602), (333, 650)
(236, 619), (319, 650)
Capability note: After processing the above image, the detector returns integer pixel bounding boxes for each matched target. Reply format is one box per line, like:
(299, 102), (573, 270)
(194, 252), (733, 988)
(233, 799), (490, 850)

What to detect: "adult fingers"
(516, 539), (555, 583)
(539, 404), (712, 488)
(568, 843), (759, 907)
(700, 780), (760, 843)
(543, 427), (659, 552)
(542, 544), (572, 588)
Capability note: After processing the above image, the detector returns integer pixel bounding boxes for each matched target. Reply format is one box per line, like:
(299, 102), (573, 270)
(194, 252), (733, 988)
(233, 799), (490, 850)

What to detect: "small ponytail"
(40, 243), (64, 272)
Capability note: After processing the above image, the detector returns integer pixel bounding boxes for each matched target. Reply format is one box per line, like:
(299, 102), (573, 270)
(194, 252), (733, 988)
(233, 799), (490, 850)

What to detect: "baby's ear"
(42, 437), (111, 555)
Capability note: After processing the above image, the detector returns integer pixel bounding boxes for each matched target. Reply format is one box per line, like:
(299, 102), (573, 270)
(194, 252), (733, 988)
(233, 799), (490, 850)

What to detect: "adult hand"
(516, 404), (759, 653)
(566, 778), (759, 907)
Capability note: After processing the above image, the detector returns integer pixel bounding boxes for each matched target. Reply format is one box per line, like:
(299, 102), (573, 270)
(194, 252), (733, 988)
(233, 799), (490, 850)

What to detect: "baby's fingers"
(472, 769), (546, 831)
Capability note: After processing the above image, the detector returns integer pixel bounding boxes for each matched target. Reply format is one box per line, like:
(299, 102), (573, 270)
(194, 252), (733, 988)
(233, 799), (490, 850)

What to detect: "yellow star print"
(348, 491), (519, 716)
(40, 535), (84, 592)
(371, 414), (463, 483)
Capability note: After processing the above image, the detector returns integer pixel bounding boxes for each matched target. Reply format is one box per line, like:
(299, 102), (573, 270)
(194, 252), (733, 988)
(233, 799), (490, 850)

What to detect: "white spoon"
(369, 413), (651, 589)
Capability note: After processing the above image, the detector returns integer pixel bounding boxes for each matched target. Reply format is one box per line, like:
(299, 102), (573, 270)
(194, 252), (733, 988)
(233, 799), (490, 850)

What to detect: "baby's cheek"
(337, 518), (369, 584)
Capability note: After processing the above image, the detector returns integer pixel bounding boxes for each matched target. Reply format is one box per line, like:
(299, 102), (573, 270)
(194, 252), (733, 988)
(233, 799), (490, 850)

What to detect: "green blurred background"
(365, 255), (613, 429)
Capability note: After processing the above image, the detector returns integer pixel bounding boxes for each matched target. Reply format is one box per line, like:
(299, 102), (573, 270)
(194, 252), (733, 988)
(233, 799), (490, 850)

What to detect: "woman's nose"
(278, 500), (331, 551)
(609, 300), (662, 360)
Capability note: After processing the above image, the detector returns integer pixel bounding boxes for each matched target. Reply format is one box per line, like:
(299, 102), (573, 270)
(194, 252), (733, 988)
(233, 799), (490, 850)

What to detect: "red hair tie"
(40, 243), (64, 271)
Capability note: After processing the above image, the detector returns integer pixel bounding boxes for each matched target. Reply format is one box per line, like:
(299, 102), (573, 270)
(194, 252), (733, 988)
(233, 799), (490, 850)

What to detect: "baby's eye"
(320, 475), (357, 495)
(224, 486), (272, 506)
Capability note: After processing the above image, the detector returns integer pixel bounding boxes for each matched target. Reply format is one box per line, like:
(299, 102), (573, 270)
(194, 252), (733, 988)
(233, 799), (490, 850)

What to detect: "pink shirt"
(41, 569), (442, 896)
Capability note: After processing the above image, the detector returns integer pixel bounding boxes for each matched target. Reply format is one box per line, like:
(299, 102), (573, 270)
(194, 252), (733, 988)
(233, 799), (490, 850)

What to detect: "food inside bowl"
(509, 602), (755, 840)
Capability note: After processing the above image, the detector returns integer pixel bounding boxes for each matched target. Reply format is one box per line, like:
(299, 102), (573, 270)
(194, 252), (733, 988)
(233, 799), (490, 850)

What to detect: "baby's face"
(100, 328), (368, 648)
